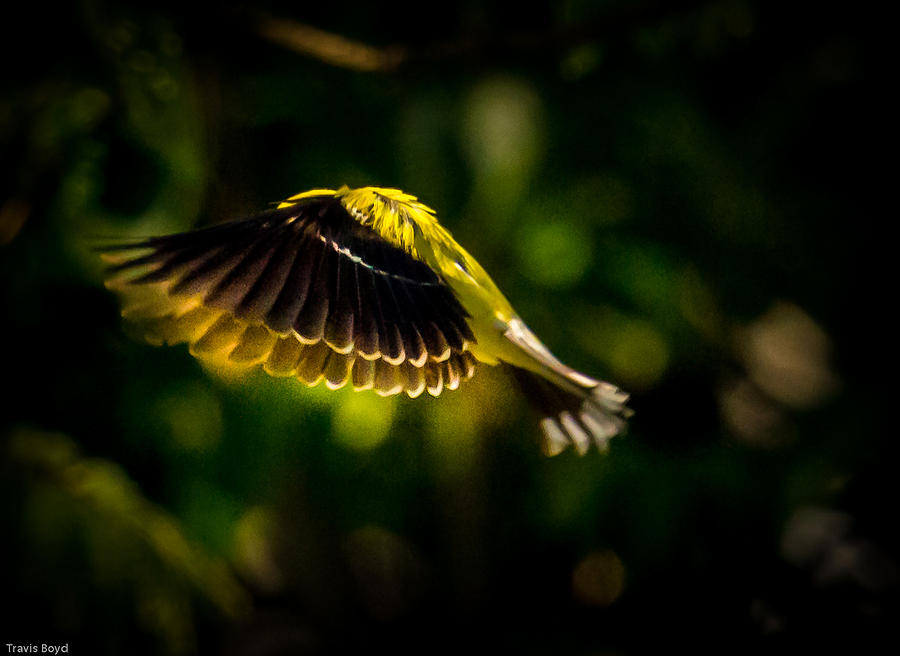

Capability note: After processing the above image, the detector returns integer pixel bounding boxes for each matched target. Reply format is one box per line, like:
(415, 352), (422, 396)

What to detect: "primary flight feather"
(101, 186), (631, 455)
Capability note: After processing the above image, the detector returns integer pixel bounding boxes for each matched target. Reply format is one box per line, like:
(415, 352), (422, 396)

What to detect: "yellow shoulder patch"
(275, 186), (443, 258)
(335, 186), (442, 257)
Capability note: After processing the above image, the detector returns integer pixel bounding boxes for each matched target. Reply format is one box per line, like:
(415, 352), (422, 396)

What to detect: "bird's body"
(288, 187), (514, 365)
(102, 186), (630, 455)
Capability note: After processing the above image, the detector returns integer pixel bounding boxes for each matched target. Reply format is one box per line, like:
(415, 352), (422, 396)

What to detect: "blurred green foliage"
(2, 1), (894, 654)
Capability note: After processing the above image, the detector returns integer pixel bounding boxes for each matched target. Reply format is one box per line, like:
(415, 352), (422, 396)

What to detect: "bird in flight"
(101, 186), (631, 455)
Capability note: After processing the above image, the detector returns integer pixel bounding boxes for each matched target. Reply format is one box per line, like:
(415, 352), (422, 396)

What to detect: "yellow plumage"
(102, 186), (631, 455)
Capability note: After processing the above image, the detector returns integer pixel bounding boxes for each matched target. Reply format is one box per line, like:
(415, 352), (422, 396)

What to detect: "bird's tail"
(499, 318), (631, 455)
(506, 364), (631, 455)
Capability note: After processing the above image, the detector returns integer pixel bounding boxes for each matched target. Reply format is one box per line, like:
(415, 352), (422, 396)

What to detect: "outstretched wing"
(102, 195), (477, 397)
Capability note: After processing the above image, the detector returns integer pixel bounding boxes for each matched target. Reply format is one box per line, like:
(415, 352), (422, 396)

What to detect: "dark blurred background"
(1, 1), (894, 653)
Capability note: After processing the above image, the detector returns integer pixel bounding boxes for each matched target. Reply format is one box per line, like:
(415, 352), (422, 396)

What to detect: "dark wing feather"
(291, 234), (331, 343)
(102, 196), (476, 395)
(234, 232), (303, 323)
(205, 228), (284, 311)
(265, 234), (323, 334)
(324, 247), (358, 353)
(353, 261), (382, 359)
(371, 271), (406, 364)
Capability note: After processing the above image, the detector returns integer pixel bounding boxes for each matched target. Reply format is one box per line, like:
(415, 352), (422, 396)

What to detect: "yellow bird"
(101, 186), (631, 455)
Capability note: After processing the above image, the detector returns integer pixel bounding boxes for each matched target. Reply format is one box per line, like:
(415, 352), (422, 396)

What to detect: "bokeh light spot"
(737, 301), (840, 408)
(560, 44), (603, 80)
(572, 550), (626, 607)
(462, 75), (543, 176)
(333, 391), (397, 451)
(233, 506), (282, 593)
(154, 381), (223, 452)
(608, 319), (670, 390)
(517, 219), (592, 288)
(461, 75), (544, 219)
